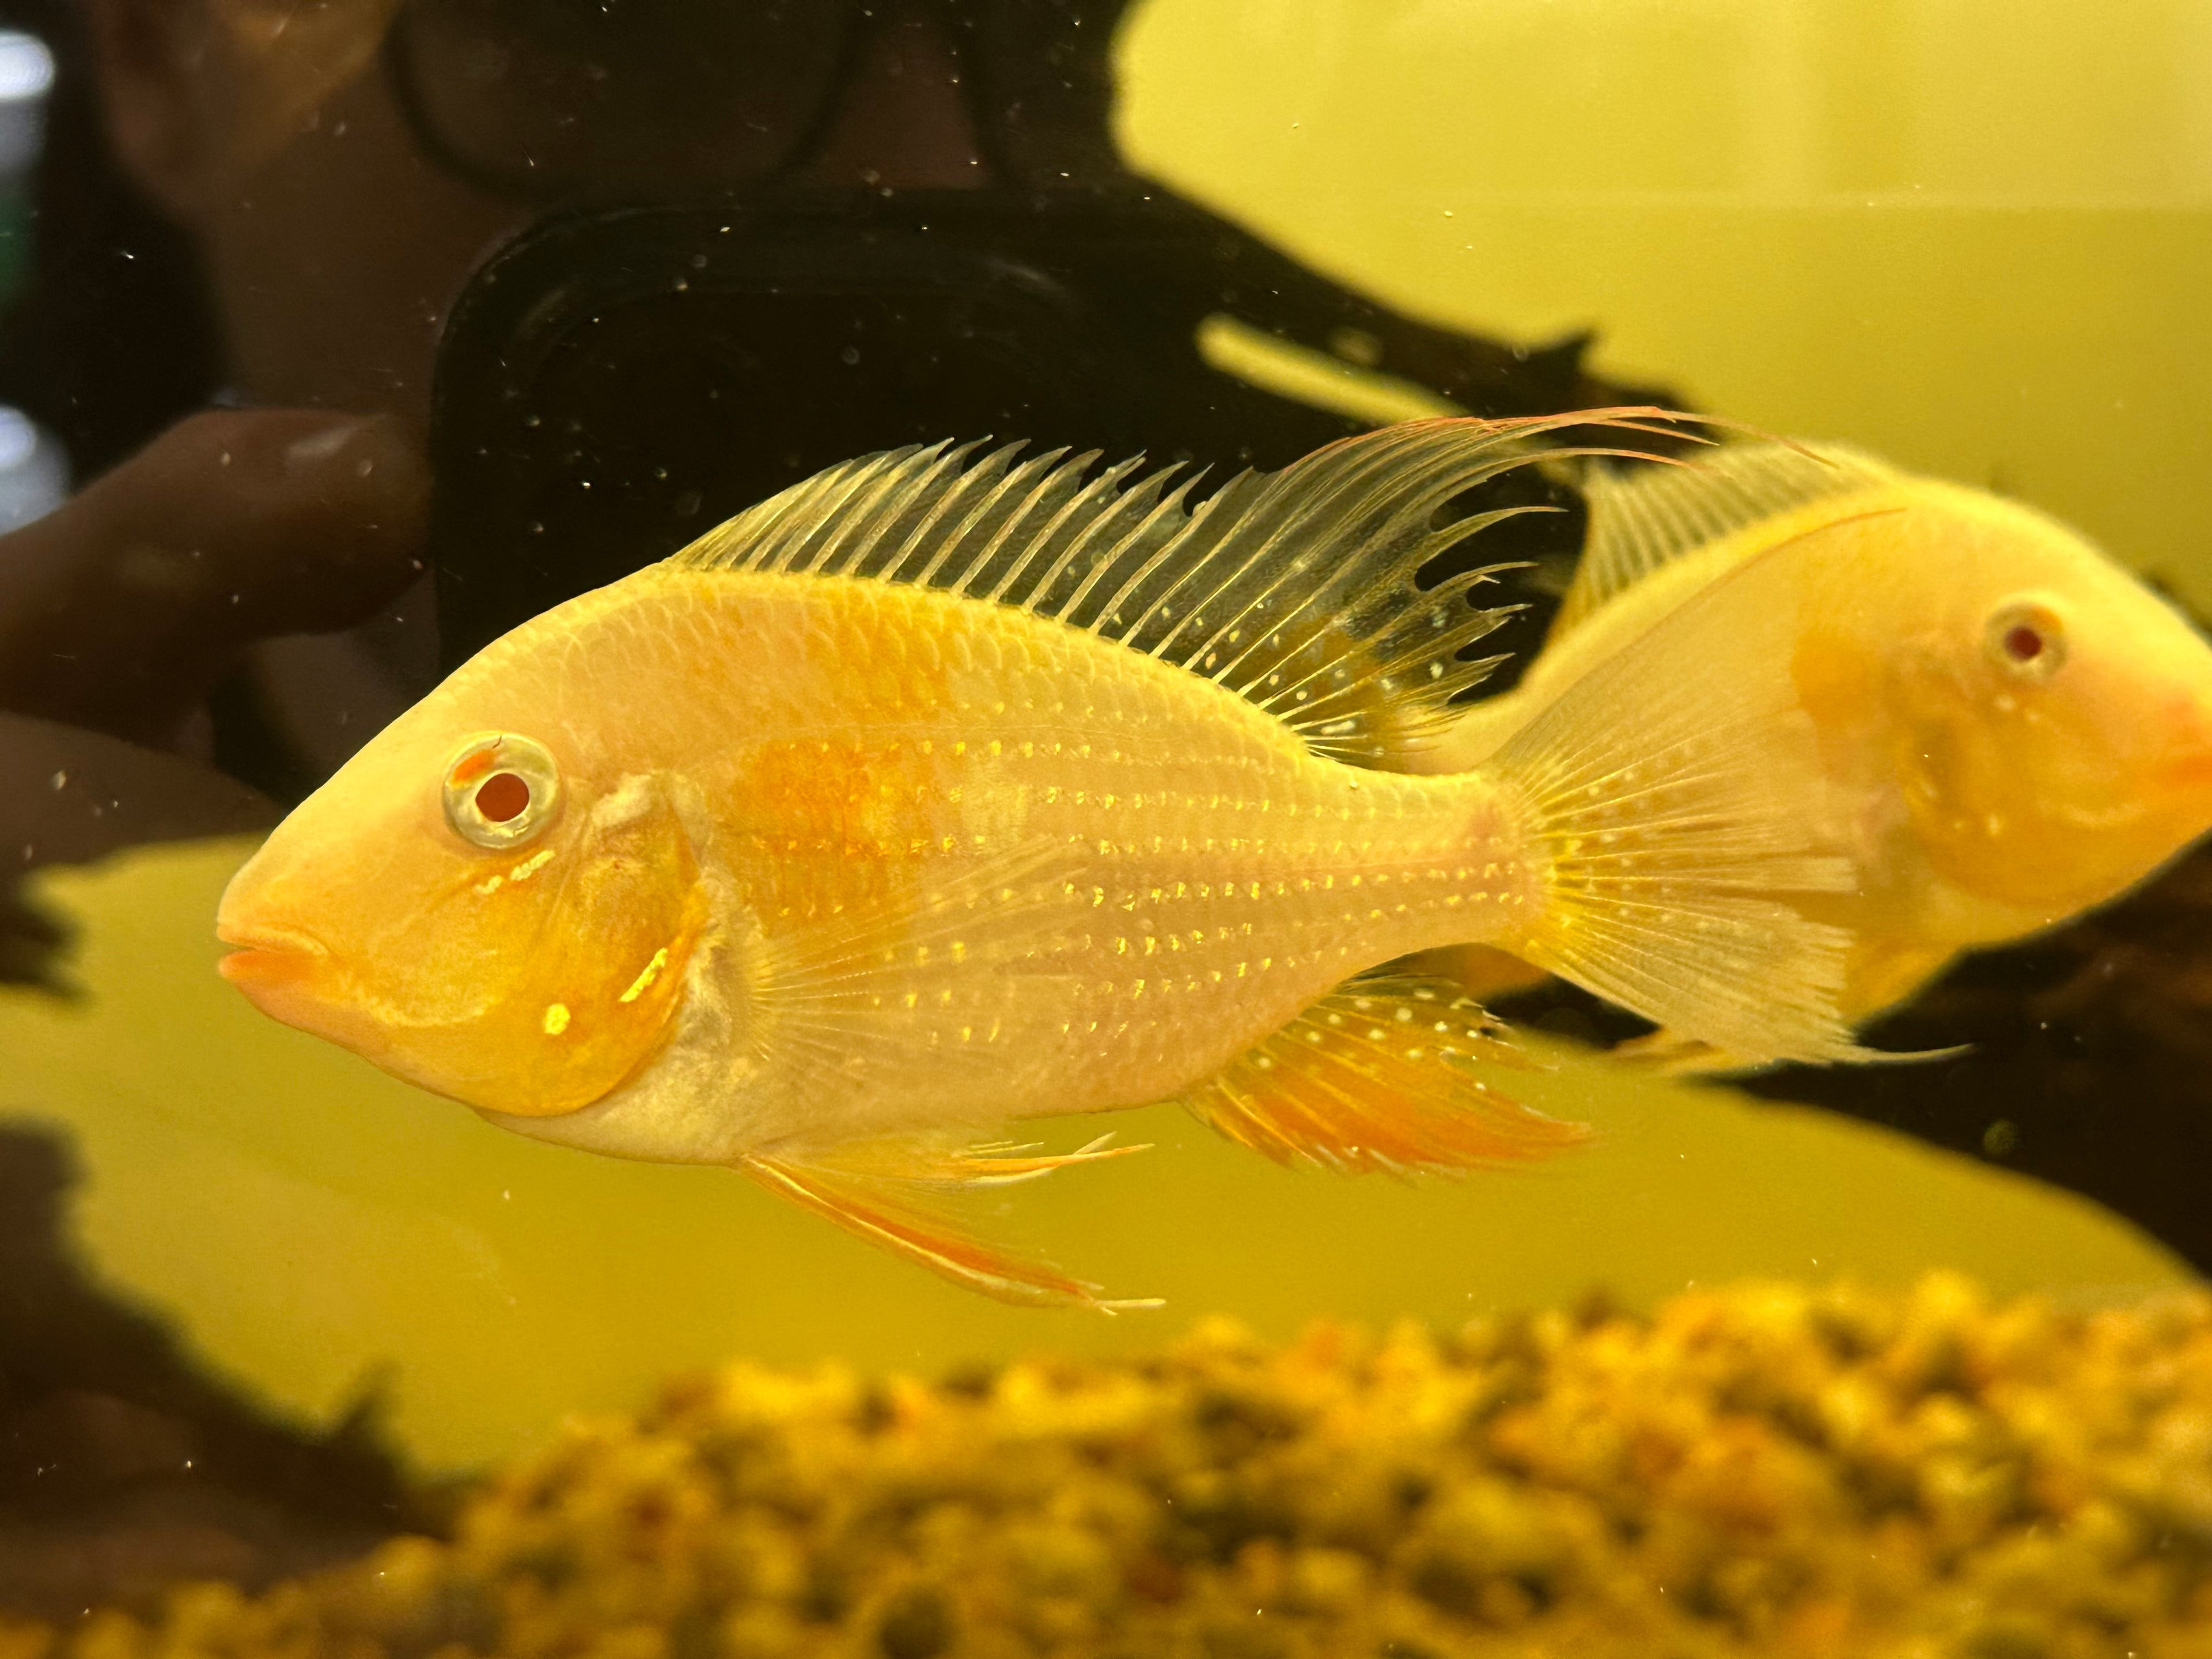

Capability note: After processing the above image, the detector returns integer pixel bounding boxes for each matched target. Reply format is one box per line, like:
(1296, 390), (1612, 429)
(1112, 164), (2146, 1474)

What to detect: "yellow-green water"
(0, 842), (2181, 1472)
(1119, 0), (2212, 608)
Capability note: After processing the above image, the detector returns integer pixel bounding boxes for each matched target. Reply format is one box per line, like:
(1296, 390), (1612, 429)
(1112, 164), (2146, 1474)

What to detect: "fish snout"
(215, 839), (344, 1027)
(216, 834), (334, 994)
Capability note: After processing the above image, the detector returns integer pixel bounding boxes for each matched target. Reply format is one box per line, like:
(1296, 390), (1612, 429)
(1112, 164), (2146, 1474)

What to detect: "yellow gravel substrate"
(16, 1273), (2212, 1658)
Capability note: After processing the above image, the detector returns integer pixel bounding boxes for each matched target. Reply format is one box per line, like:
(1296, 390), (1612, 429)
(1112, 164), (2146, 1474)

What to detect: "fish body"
(238, 565), (1532, 1162)
(1429, 442), (2212, 1048)
(217, 414), (1879, 1304)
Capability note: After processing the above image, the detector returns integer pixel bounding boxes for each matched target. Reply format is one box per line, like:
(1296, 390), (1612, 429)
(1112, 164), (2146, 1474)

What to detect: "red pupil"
(2003, 624), (2044, 661)
(475, 772), (531, 823)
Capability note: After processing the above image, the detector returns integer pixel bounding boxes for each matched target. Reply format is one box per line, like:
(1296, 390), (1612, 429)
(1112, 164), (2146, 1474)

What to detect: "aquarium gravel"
(14, 1272), (2212, 1659)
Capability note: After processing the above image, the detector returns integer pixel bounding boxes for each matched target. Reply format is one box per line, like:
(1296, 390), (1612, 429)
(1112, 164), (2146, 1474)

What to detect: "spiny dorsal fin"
(669, 410), (1705, 767)
(1177, 975), (1588, 1175)
(1554, 440), (1900, 637)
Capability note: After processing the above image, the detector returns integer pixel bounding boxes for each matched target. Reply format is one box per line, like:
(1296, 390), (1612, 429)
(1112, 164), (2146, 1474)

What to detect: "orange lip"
(2158, 745), (2212, 796)
(214, 925), (327, 990)
(217, 947), (309, 988)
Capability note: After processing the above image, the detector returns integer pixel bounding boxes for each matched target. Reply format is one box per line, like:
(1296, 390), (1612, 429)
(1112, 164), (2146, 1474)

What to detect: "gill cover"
(441, 772), (709, 1117)
(220, 724), (707, 1119)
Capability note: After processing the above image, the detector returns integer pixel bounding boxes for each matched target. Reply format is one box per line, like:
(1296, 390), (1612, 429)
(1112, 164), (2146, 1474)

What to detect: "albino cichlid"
(217, 412), (1876, 1308)
(1424, 440), (2212, 1065)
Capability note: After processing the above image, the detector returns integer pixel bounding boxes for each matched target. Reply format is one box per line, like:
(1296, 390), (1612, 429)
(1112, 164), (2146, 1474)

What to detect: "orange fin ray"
(941, 1133), (1151, 1187)
(1179, 976), (1589, 1176)
(1609, 1028), (1970, 1076)
(738, 1139), (1160, 1313)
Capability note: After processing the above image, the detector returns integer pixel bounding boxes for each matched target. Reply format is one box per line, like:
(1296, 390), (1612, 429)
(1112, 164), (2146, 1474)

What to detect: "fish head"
(1883, 499), (2212, 921)
(217, 687), (708, 1118)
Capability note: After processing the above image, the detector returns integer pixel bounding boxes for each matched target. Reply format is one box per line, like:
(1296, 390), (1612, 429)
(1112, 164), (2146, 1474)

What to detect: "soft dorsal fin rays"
(1177, 975), (1587, 1175)
(1553, 440), (1899, 638)
(671, 410), (1713, 767)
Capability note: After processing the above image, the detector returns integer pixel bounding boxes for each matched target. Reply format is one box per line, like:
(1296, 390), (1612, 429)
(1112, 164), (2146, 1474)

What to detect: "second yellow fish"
(217, 413), (1861, 1306)
(1425, 438), (2212, 1066)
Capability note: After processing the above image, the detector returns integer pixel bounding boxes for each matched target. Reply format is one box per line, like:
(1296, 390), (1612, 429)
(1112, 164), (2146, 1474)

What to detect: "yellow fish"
(217, 414), (1869, 1307)
(1423, 440), (2212, 1063)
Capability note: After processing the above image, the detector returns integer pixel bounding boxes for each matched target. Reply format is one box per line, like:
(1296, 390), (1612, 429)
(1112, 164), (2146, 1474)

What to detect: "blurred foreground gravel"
(13, 1274), (2212, 1658)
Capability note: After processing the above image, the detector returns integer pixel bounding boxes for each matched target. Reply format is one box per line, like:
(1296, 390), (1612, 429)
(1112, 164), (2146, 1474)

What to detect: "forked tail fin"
(1484, 535), (1868, 1066)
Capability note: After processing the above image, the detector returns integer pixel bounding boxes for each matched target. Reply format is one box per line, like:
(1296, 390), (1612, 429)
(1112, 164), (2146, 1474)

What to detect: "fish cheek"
(465, 792), (707, 1119)
(1887, 647), (2010, 892)
(1888, 658), (2134, 914)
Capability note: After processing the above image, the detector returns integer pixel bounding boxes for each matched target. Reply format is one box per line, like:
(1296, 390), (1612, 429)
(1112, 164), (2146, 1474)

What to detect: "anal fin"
(1179, 977), (1589, 1176)
(738, 1135), (1158, 1313)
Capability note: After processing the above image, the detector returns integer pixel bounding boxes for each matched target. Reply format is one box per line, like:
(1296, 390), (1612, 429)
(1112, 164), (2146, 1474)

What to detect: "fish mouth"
(2156, 739), (2212, 801)
(215, 923), (329, 992)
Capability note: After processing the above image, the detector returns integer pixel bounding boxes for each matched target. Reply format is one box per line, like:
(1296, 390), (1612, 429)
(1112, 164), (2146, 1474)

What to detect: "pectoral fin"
(737, 1135), (1158, 1312)
(740, 838), (1090, 1092)
(1179, 976), (1589, 1175)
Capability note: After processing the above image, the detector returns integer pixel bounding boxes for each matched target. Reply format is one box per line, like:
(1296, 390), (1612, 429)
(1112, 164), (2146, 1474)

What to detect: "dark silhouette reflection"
(0, 1125), (416, 1619)
(426, 192), (1645, 669)
(1737, 843), (2212, 1272)
(0, 713), (278, 993)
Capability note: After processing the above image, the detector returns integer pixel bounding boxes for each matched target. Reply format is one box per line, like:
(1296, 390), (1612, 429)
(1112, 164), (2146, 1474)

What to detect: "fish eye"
(1984, 596), (2067, 684)
(442, 733), (562, 849)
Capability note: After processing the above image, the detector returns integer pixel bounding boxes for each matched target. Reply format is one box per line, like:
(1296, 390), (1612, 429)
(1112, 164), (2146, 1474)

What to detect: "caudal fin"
(1486, 537), (1868, 1066)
